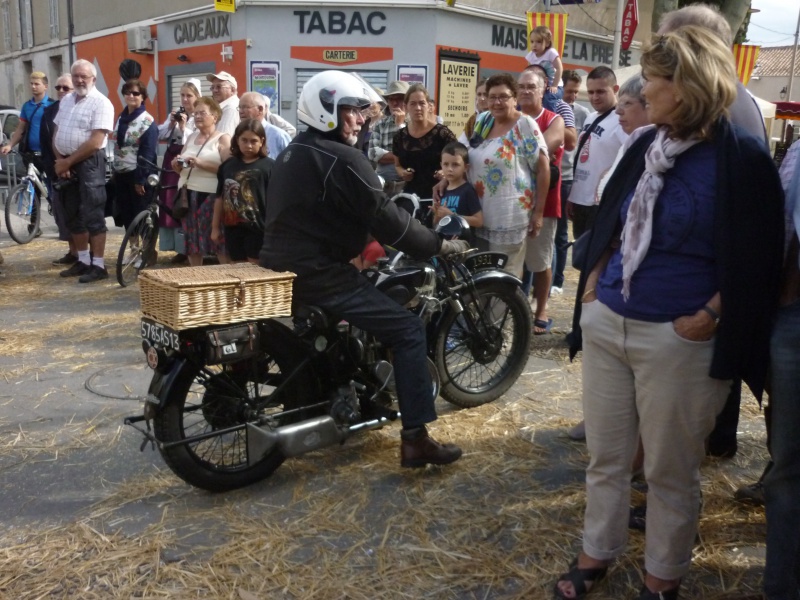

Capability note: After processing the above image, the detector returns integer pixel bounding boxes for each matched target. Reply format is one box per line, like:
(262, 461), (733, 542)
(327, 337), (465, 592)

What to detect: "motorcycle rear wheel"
(153, 359), (287, 492)
(435, 281), (532, 407)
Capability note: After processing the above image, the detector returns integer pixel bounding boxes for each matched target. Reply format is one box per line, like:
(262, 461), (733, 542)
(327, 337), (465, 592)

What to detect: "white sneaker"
(550, 286), (563, 296)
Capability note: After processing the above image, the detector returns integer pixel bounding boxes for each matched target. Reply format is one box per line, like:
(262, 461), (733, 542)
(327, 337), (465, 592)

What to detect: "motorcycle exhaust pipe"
(247, 415), (395, 465)
(247, 415), (345, 463)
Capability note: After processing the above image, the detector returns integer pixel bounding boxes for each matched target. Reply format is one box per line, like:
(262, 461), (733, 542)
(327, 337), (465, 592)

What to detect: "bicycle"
(4, 153), (47, 244)
(115, 158), (176, 287)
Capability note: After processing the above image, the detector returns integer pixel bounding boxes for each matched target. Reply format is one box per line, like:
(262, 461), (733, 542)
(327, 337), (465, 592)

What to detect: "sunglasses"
(124, 90), (142, 97)
(54, 85), (72, 91)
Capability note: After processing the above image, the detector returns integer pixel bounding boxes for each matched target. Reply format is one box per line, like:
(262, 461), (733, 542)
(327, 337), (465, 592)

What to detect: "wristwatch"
(701, 305), (720, 328)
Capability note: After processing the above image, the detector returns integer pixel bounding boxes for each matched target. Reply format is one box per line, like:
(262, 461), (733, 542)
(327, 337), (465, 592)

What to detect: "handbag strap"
(184, 132), (219, 184)
(573, 107), (614, 177)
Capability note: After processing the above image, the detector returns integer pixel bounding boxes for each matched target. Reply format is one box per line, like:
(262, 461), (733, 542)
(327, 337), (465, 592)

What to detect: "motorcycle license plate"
(140, 318), (180, 351)
(464, 251), (507, 272)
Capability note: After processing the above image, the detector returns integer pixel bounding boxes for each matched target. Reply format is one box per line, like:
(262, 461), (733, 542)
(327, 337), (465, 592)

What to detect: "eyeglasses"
(54, 85), (72, 92)
(488, 94), (514, 103)
(617, 99), (644, 111)
(194, 111), (211, 118)
(341, 106), (371, 119)
(123, 90), (142, 97)
(210, 84), (230, 91)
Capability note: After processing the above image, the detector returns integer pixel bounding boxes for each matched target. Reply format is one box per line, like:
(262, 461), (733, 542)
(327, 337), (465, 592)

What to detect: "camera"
(173, 106), (186, 120)
(177, 157), (191, 168)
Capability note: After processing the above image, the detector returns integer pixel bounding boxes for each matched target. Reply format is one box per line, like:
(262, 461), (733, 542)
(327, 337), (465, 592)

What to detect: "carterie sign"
(621, 0), (638, 51)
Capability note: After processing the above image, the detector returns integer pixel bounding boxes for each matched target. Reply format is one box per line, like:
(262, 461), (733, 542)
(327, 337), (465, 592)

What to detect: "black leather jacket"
(260, 129), (441, 299)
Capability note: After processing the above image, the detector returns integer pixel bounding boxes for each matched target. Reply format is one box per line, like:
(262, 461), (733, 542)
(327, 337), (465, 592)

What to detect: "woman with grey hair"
(593, 73), (648, 203)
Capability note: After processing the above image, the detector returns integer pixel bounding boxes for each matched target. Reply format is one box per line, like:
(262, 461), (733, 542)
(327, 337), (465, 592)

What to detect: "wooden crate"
(139, 263), (295, 330)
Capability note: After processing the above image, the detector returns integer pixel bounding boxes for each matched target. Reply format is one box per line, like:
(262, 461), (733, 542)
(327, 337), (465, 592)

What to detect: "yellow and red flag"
(733, 44), (760, 86)
(526, 12), (568, 56)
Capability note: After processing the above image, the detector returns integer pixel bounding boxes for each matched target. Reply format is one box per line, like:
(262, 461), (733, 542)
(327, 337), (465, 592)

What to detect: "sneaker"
(60, 261), (90, 277)
(551, 286), (563, 296)
(52, 253), (78, 266)
(170, 253), (188, 264)
(28, 223), (42, 238)
(78, 265), (109, 283)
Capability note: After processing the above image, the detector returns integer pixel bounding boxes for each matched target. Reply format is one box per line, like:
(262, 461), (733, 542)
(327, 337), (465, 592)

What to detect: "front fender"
(428, 269), (522, 353)
(469, 268), (522, 289)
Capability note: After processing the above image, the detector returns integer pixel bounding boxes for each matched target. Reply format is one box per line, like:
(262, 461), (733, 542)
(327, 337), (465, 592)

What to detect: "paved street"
(0, 216), (770, 599)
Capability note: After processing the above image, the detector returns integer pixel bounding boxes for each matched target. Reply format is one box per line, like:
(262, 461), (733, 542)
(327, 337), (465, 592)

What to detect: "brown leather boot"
(400, 426), (462, 468)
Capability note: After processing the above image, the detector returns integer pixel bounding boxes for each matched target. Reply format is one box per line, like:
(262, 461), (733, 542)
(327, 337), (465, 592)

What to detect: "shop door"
(295, 69), (389, 132)
(168, 74), (212, 113)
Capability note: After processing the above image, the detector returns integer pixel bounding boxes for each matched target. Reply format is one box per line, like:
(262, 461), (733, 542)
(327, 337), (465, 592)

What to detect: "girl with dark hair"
(211, 119), (274, 263)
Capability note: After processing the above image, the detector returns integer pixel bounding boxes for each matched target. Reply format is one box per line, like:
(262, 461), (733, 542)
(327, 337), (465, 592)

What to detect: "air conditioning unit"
(127, 27), (152, 53)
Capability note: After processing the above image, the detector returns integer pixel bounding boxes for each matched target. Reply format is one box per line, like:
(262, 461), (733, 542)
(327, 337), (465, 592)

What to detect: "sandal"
(554, 557), (608, 599)
(635, 582), (680, 600)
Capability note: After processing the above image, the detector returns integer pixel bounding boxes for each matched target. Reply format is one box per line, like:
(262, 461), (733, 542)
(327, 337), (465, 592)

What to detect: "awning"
(775, 101), (800, 120)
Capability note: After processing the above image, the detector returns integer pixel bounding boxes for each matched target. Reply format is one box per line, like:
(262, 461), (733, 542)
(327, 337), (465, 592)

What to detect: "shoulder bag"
(172, 133), (216, 220)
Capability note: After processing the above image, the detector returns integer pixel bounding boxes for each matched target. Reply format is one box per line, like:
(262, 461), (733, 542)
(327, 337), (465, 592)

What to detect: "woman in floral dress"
(465, 73), (550, 278)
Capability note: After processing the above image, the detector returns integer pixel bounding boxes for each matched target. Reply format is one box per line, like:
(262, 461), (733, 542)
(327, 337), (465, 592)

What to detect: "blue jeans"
(298, 273), (438, 430)
(764, 299), (800, 600)
(552, 179), (572, 288)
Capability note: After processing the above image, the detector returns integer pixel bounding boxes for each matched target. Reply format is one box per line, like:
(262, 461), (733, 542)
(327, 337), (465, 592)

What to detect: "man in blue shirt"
(1, 71), (54, 167)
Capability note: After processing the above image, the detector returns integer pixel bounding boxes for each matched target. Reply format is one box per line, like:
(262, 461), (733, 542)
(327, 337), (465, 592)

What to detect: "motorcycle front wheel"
(153, 358), (287, 492)
(435, 281), (532, 408)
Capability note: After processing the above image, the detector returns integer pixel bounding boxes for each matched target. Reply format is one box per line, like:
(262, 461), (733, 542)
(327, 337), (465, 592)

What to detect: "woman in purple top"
(555, 27), (784, 600)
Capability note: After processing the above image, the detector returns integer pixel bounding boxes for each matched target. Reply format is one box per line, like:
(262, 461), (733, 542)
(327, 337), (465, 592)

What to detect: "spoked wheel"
(117, 210), (158, 287)
(435, 281), (532, 407)
(4, 182), (41, 244)
(153, 357), (296, 492)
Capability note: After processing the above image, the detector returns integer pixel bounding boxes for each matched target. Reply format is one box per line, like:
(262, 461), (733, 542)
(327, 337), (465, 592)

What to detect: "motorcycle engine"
(330, 382), (361, 425)
(367, 264), (436, 308)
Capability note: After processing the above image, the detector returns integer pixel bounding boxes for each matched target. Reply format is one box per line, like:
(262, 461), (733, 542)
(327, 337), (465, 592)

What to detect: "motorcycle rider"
(260, 70), (466, 468)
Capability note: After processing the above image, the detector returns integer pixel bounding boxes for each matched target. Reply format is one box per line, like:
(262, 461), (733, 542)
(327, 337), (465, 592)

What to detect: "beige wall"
(72, 0), (206, 35)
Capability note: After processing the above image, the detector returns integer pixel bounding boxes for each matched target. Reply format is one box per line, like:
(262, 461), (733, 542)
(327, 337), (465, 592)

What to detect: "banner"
(214, 0), (235, 12)
(733, 44), (760, 86)
(526, 12), (568, 56)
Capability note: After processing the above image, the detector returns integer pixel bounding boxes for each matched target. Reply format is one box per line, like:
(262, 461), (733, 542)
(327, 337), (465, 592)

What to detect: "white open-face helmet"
(298, 70), (372, 132)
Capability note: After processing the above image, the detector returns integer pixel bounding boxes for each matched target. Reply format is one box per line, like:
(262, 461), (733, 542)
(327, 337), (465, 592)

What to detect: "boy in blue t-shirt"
(433, 142), (483, 234)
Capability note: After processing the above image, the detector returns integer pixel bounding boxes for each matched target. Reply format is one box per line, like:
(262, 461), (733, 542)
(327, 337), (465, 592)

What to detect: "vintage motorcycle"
(126, 208), (533, 492)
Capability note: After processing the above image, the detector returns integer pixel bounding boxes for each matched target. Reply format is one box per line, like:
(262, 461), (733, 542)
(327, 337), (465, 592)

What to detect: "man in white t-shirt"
(568, 66), (627, 239)
(207, 71), (240, 136)
(52, 59), (115, 283)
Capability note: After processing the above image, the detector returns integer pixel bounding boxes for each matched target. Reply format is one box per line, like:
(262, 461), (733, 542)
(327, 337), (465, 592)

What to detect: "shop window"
(18, 0), (33, 49)
(49, 0), (58, 40)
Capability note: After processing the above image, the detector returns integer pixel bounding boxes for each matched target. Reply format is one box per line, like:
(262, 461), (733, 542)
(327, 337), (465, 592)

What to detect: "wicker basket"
(139, 263), (295, 330)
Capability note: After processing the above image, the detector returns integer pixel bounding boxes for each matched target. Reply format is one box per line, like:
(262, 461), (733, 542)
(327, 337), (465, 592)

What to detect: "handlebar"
(137, 156), (175, 175)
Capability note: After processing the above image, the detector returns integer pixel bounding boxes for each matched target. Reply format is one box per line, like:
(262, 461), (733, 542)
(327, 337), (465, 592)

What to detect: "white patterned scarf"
(620, 126), (700, 300)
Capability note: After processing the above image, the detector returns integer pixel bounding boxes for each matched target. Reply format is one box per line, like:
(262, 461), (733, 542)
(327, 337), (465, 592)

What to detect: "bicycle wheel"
(4, 182), (41, 244)
(116, 209), (158, 287)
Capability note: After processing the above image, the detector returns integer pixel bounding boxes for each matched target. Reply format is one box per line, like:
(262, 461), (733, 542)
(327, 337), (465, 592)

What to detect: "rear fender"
(144, 356), (190, 416)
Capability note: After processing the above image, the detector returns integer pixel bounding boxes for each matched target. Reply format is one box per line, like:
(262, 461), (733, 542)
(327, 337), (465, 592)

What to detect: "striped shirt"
(53, 87), (114, 155)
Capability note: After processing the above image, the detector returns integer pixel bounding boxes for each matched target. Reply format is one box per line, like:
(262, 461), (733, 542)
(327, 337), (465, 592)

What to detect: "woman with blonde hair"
(555, 26), (784, 600)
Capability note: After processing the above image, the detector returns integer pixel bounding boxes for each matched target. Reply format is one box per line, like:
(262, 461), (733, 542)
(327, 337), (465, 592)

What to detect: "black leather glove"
(438, 239), (470, 257)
